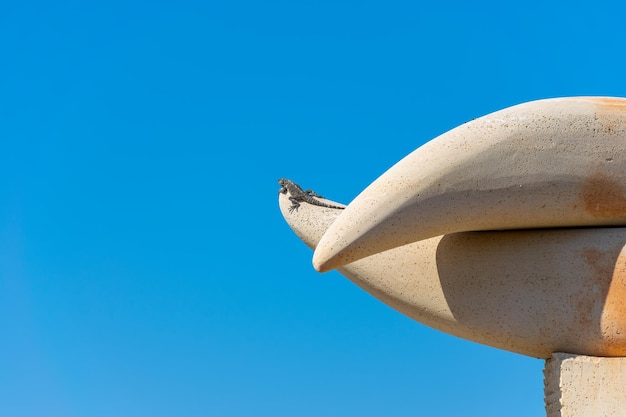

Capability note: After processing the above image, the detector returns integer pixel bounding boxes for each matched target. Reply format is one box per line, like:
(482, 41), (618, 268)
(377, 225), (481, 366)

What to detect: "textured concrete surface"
(313, 97), (626, 272)
(280, 193), (626, 358)
(544, 353), (626, 417)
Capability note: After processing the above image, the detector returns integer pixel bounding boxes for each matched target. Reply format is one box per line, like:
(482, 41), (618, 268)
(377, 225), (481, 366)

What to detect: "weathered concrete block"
(544, 353), (626, 417)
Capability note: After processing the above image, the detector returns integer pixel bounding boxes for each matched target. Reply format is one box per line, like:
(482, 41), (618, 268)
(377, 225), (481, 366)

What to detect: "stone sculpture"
(279, 96), (626, 416)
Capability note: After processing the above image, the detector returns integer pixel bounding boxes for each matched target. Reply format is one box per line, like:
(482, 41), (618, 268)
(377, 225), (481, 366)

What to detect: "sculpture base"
(544, 353), (626, 416)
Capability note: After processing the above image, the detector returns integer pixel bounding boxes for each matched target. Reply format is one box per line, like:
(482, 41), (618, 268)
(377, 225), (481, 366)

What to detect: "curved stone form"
(313, 97), (626, 272)
(280, 194), (626, 358)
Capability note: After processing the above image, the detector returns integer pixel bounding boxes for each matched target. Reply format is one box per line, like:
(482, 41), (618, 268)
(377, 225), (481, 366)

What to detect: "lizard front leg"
(288, 197), (302, 213)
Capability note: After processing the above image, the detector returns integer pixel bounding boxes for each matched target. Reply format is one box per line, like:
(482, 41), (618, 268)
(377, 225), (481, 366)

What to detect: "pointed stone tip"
(312, 245), (341, 273)
(312, 205), (390, 273)
(311, 181), (408, 273)
(312, 228), (358, 272)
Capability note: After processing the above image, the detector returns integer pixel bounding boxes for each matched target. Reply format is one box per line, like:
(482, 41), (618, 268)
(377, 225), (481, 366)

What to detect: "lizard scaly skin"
(278, 178), (345, 213)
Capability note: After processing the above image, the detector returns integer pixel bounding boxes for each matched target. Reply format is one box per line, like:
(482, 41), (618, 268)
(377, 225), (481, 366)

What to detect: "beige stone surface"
(313, 97), (626, 272)
(280, 193), (626, 358)
(544, 353), (626, 416)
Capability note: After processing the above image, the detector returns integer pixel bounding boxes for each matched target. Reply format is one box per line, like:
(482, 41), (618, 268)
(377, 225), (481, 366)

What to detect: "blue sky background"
(2, 1), (626, 416)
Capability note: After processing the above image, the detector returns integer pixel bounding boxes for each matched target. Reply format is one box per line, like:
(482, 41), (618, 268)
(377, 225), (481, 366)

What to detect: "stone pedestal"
(544, 353), (626, 417)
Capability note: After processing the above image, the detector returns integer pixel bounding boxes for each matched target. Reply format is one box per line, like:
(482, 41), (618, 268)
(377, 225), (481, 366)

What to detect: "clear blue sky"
(2, 1), (626, 416)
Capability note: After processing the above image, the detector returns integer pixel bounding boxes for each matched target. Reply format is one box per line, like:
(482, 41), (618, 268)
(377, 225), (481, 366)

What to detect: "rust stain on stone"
(581, 172), (626, 219)
(580, 248), (611, 329)
(578, 245), (626, 356)
(600, 246), (626, 356)
(583, 247), (603, 265)
(587, 97), (626, 135)
(588, 96), (626, 112)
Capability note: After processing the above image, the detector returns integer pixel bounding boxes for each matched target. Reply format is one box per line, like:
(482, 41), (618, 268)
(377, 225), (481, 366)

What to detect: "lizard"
(278, 178), (345, 213)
